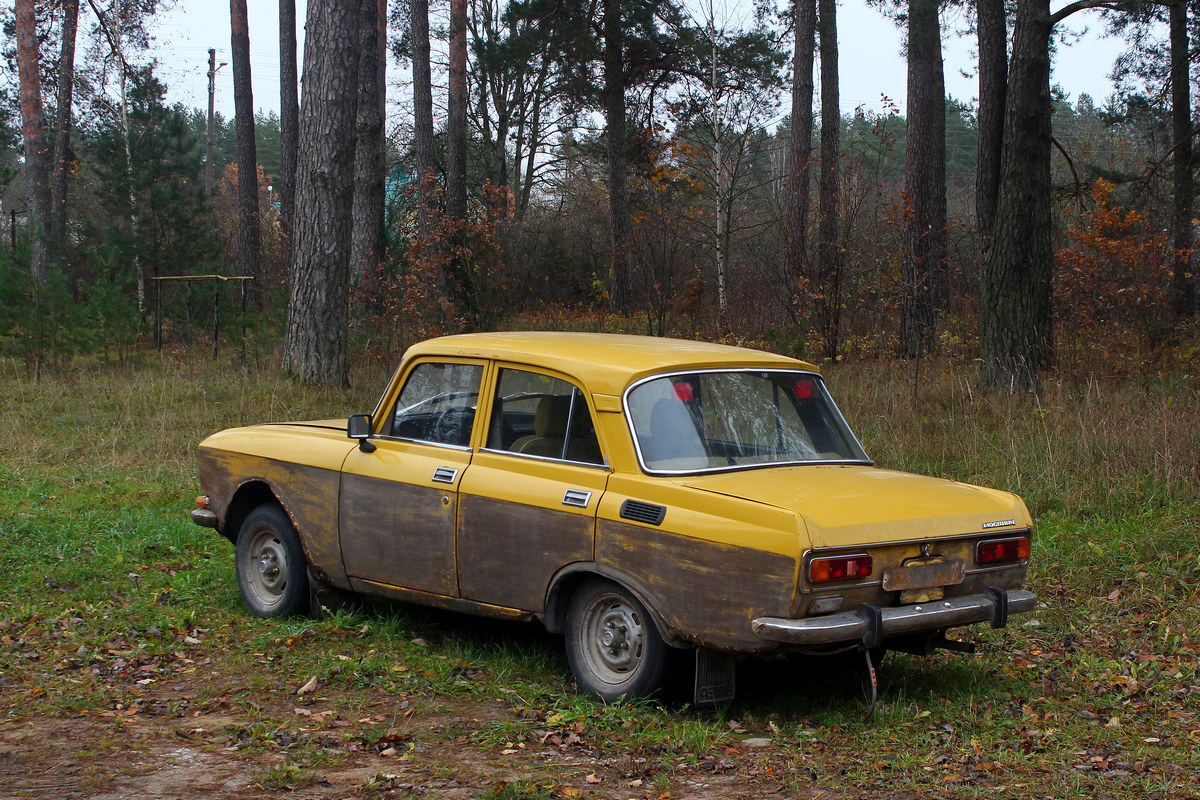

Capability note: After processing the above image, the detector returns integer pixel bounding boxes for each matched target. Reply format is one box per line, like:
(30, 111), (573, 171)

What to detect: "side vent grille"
(620, 499), (666, 526)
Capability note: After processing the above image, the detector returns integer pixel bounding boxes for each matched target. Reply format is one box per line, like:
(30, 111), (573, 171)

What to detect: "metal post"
(213, 278), (220, 358)
(239, 279), (247, 360)
(206, 48), (217, 195)
(155, 279), (162, 352)
(185, 281), (193, 350)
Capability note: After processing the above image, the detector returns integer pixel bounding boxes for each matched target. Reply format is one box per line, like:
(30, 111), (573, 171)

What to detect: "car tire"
(565, 578), (675, 701)
(235, 504), (310, 618)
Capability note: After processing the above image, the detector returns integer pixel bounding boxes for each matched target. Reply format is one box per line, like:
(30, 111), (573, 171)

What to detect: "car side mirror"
(347, 414), (376, 453)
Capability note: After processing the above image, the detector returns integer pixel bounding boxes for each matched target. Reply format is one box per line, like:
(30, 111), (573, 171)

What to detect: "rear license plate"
(881, 559), (966, 591)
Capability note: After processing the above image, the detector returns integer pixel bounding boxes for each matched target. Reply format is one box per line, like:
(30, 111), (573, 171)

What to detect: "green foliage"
(87, 72), (219, 282)
(184, 107), (284, 183)
(0, 251), (142, 368)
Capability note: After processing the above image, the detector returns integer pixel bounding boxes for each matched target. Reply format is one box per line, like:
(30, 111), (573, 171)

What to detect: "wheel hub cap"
(588, 600), (642, 675)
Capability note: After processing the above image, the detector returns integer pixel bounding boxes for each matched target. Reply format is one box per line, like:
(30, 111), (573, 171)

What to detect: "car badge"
(981, 519), (1016, 530)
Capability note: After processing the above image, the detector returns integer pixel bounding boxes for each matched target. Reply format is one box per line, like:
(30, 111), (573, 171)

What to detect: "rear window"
(626, 370), (869, 473)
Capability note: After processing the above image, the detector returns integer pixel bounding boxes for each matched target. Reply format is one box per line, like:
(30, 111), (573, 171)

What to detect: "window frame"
(479, 365), (609, 469)
(375, 358), (487, 451)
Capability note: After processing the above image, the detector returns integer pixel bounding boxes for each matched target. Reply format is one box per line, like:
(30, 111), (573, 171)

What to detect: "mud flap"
(693, 648), (736, 707)
(985, 586), (1009, 629)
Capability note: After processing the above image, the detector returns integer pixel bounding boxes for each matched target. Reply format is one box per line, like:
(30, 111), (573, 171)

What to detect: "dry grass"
(1, 348), (1198, 799)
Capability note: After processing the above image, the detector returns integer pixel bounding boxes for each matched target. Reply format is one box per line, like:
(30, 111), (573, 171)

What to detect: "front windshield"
(626, 370), (869, 473)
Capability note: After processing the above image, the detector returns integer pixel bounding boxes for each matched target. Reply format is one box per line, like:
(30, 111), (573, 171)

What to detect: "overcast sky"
(151, 0), (1129, 125)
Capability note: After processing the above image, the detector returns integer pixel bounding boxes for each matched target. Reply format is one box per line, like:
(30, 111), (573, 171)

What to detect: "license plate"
(881, 559), (966, 591)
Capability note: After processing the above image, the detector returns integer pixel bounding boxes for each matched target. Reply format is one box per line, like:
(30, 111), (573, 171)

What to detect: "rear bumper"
(752, 588), (1037, 647)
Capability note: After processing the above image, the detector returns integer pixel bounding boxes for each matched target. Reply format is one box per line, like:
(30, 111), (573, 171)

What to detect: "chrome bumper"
(752, 588), (1037, 647)
(191, 508), (218, 528)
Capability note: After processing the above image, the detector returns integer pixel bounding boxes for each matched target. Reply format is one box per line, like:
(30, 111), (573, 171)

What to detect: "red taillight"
(976, 536), (1031, 564)
(810, 554), (873, 583)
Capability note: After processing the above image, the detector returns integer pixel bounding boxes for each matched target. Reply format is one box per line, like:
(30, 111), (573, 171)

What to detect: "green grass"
(1, 351), (1198, 798)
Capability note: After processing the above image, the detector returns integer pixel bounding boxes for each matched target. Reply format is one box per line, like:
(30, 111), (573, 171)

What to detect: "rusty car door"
(456, 367), (610, 611)
(339, 359), (485, 597)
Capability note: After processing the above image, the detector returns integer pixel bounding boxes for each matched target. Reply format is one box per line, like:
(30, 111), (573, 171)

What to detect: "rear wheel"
(235, 505), (310, 617)
(565, 578), (674, 701)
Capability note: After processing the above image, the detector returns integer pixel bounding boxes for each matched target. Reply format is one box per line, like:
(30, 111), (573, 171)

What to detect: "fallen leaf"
(297, 675), (319, 695)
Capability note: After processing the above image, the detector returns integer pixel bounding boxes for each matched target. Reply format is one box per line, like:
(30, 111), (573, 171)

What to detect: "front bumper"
(752, 588), (1037, 647)
(191, 508), (218, 528)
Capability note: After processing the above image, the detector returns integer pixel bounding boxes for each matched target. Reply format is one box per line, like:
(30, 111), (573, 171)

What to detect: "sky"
(150, 0), (1131, 125)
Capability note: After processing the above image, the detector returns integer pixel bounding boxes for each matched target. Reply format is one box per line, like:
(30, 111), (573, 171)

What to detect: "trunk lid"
(680, 465), (1029, 548)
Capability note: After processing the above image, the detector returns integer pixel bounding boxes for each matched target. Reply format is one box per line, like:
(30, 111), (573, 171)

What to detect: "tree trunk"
(898, 0), (947, 359)
(50, 0), (80, 257)
(280, 0), (299, 250)
(282, 0), (361, 386)
(604, 0), (633, 315)
(979, 0), (1053, 393)
(230, 0), (261, 301)
(1170, 0), (1196, 319)
(783, 0), (815, 321)
(15, 0), (52, 285)
(976, 0), (1007, 244)
(816, 0), (841, 360)
(411, 0), (435, 241)
(447, 0), (468, 223)
(350, 0), (387, 285)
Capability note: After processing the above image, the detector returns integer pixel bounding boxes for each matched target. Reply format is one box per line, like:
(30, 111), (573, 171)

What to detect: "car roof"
(407, 332), (819, 396)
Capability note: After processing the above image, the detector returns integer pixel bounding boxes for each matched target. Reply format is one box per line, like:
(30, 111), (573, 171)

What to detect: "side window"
(389, 362), (483, 446)
(486, 368), (604, 465)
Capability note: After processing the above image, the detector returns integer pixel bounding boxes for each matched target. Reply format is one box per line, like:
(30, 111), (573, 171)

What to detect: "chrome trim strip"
(801, 529), (1033, 558)
(478, 447), (610, 470)
(373, 435), (473, 452)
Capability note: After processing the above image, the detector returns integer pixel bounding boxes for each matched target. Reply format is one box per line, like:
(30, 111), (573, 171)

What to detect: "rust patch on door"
(458, 495), (593, 612)
(340, 473), (459, 597)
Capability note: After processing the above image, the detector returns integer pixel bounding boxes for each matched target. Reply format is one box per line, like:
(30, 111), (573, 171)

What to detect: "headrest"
(534, 395), (571, 437)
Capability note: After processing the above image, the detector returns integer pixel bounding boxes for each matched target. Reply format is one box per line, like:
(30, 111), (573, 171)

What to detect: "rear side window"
(388, 362), (483, 447)
(485, 368), (604, 465)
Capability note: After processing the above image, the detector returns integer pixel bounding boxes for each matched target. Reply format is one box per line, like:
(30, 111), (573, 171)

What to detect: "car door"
(457, 366), (610, 612)
(340, 359), (485, 596)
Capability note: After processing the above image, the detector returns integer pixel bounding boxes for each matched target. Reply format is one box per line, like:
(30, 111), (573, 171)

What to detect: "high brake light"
(810, 554), (873, 583)
(976, 536), (1031, 564)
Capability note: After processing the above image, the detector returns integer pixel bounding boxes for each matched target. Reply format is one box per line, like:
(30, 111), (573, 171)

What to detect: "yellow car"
(193, 332), (1034, 704)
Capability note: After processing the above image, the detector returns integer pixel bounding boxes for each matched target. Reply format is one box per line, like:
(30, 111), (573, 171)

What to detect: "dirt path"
(0, 681), (848, 800)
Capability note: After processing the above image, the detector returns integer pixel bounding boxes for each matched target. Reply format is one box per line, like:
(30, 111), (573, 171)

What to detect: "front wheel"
(564, 578), (675, 701)
(235, 505), (310, 618)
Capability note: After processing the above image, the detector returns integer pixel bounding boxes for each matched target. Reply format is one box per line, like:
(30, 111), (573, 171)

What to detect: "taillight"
(976, 536), (1031, 564)
(809, 554), (873, 583)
